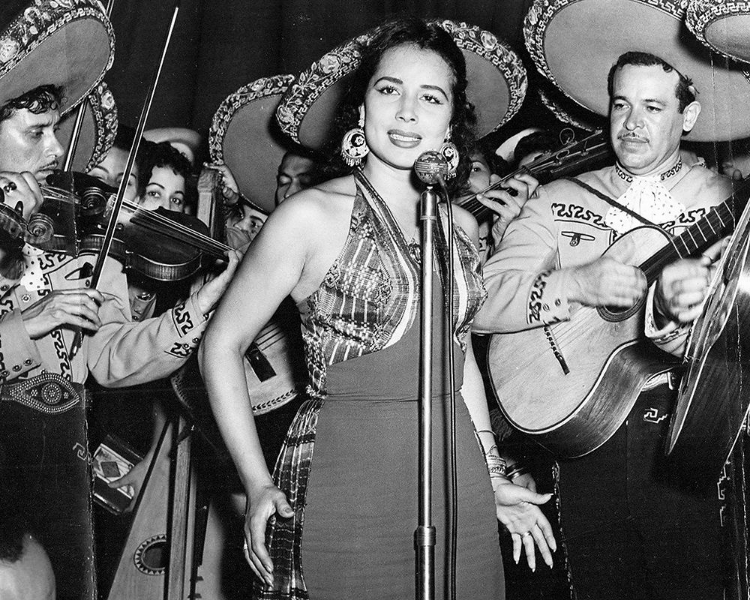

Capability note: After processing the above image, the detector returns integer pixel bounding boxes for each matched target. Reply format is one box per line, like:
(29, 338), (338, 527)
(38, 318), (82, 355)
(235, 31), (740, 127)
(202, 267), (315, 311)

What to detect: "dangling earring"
(440, 130), (459, 180)
(341, 113), (369, 167)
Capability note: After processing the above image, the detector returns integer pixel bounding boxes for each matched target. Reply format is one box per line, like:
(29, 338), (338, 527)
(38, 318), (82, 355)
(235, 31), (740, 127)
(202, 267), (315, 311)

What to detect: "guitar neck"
(458, 130), (612, 221)
(640, 179), (750, 284)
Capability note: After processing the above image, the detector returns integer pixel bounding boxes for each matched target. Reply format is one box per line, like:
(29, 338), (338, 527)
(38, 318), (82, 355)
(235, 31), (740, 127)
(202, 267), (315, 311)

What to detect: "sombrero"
(0, 0), (115, 115)
(687, 0), (750, 65)
(537, 86), (604, 133)
(524, 0), (750, 141)
(209, 74), (297, 214)
(495, 127), (542, 163)
(276, 19), (528, 151)
(57, 81), (117, 173)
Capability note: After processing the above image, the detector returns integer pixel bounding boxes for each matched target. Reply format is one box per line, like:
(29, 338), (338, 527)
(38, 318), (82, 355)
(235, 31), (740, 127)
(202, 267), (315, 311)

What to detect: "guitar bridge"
(544, 325), (570, 375)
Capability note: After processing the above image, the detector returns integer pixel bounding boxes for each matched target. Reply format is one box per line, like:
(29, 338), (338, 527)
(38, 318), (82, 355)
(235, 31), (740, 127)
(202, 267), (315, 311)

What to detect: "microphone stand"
(416, 179), (439, 600)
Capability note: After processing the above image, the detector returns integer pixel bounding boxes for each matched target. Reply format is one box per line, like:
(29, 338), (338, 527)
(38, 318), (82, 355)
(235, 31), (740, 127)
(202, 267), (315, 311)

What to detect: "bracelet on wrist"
(505, 463), (531, 480)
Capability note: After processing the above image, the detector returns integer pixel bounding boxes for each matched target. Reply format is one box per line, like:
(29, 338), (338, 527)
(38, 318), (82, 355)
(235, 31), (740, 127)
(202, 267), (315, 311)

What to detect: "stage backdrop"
(105, 0), (535, 144)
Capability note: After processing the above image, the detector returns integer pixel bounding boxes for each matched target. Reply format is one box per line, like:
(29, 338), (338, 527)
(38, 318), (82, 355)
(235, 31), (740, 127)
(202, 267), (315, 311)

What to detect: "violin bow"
(70, 0), (181, 357)
(61, 0), (116, 171)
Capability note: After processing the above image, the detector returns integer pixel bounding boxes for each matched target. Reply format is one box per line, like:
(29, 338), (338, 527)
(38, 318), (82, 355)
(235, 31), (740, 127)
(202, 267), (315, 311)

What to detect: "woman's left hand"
(493, 479), (556, 571)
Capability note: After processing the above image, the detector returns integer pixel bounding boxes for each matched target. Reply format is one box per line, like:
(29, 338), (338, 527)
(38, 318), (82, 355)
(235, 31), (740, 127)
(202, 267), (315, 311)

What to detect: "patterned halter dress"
(254, 170), (504, 600)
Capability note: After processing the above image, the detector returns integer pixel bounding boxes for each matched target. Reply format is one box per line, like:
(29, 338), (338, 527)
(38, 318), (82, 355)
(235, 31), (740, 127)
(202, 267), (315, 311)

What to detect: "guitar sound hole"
(597, 297), (642, 322)
(134, 534), (168, 575)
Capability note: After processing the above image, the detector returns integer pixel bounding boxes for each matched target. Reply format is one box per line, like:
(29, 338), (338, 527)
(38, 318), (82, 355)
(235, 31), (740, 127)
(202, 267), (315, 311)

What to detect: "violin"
(33, 171), (231, 282)
(0, 188), (57, 247)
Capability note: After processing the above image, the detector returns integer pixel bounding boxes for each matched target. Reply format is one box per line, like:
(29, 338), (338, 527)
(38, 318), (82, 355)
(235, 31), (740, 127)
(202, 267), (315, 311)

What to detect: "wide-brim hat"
(495, 127), (542, 163)
(687, 0), (750, 65)
(524, 0), (750, 141)
(537, 86), (604, 133)
(209, 74), (296, 215)
(57, 81), (117, 173)
(0, 0), (115, 115)
(276, 19), (528, 151)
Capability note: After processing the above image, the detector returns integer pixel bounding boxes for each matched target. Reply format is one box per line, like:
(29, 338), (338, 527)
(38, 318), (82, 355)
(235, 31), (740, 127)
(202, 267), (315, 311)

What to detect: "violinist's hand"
(21, 289), (104, 339)
(204, 163), (240, 205)
(0, 171), (44, 221)
(477, 173), (538, 243)
(194, 249), (242, 314)
(493, 479), (556, 571)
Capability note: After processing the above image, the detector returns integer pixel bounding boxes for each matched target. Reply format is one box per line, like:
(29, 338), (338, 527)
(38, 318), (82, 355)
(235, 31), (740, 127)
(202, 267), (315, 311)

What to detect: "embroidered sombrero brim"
(276, 19), (528, 151)
(209, 74), (296, 214)
(537, 86), (605, 133)
(0, 0), (115, 115)
(57, 81), (117, 173)
(525, 0), (750, 141)
(687, 0), (750, 65)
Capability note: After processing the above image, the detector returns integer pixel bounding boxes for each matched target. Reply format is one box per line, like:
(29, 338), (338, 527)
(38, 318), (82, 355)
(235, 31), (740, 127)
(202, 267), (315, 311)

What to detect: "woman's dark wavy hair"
(323, 16), (477, 192)
(137, 141), (197, 212)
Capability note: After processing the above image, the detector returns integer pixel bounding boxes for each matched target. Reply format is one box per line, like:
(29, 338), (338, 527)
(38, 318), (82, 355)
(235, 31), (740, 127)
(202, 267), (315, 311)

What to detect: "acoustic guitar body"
(668, 221), (750, 488)
(107, 424), (173, 600)
(243, 306), (308, 415)
(488, 225), (679, 457)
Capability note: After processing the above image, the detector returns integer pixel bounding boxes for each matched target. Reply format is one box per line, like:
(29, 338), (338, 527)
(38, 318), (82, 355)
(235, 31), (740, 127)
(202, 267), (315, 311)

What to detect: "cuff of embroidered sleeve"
(526, 269), (571, 325)
(644, 285), (687, 341)
(171, 294), (209, 338)
(0, 311), (42, 380)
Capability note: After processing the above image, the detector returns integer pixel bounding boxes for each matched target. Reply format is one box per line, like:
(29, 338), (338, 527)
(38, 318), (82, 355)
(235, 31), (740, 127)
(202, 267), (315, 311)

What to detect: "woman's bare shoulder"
(451, 203), (479, 238)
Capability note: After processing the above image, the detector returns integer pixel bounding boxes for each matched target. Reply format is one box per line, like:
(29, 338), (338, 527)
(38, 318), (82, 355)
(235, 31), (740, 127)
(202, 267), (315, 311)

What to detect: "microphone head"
(414, 151), (448, 185)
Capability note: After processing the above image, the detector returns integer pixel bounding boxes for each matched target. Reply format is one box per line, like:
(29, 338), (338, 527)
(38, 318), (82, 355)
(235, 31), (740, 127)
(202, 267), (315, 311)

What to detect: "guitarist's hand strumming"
(567, 256), (647, 307)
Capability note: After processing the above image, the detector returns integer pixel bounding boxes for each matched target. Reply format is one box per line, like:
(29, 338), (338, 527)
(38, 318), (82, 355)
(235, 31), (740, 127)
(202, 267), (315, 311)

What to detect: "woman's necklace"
(392, 212), (421, 261)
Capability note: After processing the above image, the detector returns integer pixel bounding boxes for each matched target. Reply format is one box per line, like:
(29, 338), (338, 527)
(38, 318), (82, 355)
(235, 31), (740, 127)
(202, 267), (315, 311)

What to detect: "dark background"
(105, 0), (551, 143)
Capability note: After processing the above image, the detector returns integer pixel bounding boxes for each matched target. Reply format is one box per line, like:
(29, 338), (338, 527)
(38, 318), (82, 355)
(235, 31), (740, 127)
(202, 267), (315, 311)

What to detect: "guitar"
(456, 129), (612, 221)
(487, 179), (750, 458)
(666, 199), (750, 488)
(171, 169), (307, 417)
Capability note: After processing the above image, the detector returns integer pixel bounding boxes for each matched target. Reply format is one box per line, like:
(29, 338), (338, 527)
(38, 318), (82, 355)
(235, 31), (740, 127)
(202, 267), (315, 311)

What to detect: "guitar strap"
(564, 176), (657, 227)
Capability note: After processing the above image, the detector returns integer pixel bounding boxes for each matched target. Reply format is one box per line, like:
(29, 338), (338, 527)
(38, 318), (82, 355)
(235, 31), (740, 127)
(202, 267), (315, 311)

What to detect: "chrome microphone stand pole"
(416, 179), (438, 600)
(414, 151), (447, 600)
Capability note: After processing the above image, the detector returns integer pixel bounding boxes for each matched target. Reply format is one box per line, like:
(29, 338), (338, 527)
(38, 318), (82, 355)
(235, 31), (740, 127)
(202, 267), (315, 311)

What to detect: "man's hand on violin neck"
(0, 171), (43, 221)
(21, 289), (104, 340)
(194, 249), (242, 315)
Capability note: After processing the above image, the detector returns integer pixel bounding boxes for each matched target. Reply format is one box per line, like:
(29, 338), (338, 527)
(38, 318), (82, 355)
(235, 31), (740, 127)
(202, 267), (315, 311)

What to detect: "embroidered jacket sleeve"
(473, 182), (573, 333)
(0, 307), (42, 380)
(86, 257), (209, 387)
(0, 255), (208, 385)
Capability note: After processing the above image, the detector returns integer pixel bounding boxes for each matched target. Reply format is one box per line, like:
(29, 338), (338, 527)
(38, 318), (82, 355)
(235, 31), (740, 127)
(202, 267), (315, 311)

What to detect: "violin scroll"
(0, 188), (55, 246)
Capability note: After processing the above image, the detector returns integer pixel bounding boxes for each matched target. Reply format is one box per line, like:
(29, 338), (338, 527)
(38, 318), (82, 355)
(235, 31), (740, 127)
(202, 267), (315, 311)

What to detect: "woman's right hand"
(243, 483), (295, 588)
(493, 479), (556, 571)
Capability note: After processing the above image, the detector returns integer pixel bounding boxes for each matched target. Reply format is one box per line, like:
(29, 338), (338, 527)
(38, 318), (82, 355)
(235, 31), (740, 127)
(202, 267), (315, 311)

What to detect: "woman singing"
(200, 17), (555, 599)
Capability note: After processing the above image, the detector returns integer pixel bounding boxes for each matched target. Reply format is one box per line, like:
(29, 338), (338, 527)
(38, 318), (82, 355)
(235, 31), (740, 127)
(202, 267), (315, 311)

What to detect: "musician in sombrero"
(473, 1), (750, 598)
(0, 2), (239, 598)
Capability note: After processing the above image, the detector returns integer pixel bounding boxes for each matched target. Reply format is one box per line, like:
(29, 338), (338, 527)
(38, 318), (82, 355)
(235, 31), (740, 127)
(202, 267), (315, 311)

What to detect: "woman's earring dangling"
(341, 114), (369, 167)
(440, 136), (459, 180)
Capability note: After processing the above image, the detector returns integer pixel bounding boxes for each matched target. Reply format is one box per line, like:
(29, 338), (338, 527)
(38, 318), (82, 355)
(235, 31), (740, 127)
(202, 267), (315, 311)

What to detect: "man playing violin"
(0, 81), (239, 600)
(474, 51), (732, 600)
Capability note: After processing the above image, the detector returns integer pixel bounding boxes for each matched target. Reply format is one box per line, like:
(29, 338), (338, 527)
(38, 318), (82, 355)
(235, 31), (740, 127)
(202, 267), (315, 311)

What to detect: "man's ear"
(682, 101), (701, 133)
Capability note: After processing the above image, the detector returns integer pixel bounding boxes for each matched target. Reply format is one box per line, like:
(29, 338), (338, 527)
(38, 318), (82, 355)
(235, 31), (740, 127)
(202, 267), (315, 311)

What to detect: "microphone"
(414, 150), (448, 187)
